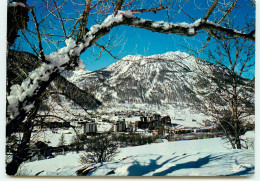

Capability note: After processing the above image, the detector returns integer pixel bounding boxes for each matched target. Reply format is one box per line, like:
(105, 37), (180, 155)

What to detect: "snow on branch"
(126, 17), (254, 41)
(8, 2), (26, 8)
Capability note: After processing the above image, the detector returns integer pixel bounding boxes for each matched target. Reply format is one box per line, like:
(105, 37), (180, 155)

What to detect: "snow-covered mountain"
(68, 51), (212, 107)
(66, 51), (254, 125)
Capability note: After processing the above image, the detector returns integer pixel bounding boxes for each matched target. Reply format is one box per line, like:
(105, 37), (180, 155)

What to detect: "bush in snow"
(240, 131), (255, 149)
(80, 135), (119, 164)
(112, 133), (156, 147)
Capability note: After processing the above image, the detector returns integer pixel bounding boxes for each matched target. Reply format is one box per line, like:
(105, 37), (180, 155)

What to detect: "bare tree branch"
(132, 4), (167, 13)
(202, 0), (219, 23)
(31, 8), (46, 62)
(218, 0), (238, 24)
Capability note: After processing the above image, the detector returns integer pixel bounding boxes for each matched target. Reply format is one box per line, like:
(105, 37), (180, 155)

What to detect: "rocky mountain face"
(67, 51), (213, 108)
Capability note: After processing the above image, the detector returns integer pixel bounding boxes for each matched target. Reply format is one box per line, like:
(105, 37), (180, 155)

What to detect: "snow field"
(17, 136), (254, 176)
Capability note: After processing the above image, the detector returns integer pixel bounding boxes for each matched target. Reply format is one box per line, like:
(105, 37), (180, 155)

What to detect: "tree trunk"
(6, 106), (38, 175)
(232, 75), (241, 149)
(6, 120), (33, 175)
(234, 118), (241, 149)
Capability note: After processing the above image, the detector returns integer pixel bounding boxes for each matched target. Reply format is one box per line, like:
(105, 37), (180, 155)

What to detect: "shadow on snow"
(126, 153), (252, 176)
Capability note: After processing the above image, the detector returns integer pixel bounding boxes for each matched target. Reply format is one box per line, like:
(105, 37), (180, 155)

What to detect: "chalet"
(148, 120), (160, 128)
(137, 113), (168, 129)
(196, 128), (213, 133)
(161, 116), (171, 125)
(173, 127), (214, 134)
(136, 120), (149, 129)
(79, 120), (97, 135)
(174, 129), (193, 134)
(39, 121), (71, 129)
(170, 123), (179, 127)
(115, 111), (125, 116)
(151, 113), (161, 121)
(172, 118), (184, 121)
(134, 111), (142, 116)
(84, 122), (97, 135)
(140, 116), (148, 122)
(114, 120), (126, 132)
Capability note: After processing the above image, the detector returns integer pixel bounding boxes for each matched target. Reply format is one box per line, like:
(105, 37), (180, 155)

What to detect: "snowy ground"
(30, 121), (113, 147)
(90, 150), (254, 176)
(16, 136), (254, 177)
(30, 128), (77, 147)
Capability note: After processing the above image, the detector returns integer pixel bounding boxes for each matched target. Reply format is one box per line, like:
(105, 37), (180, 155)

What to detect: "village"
(76, 112), (215, 138)
(7, 110), (218, 162)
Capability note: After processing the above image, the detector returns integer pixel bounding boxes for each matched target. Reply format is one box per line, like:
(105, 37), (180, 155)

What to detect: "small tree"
(80, 135), (118, 164)
(70, 134), (83, 153)
(58, 133), (67, 154)
(58, 133), (66, 147)
(199, 37), (254, 149)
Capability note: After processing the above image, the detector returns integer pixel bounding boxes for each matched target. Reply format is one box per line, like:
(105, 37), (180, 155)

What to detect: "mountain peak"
(121, 54), (144, 61)
(121, 51), (190, 62)
(161, 51), (190, 57)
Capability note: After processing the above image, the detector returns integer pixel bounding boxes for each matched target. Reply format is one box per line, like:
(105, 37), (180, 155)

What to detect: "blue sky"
(17, 0), (255, 77)
(80, 0), (255, 75)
